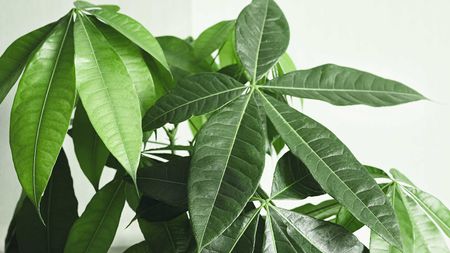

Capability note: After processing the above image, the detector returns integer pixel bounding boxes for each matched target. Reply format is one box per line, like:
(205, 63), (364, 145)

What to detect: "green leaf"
(0, 21), (56, 103)
(271, 151), (324, 200)
(189, 93), (265, 248)
(365, 165), (390, 179)
(260, 64), (426, 106)
(123, 241), (151, 253)
(258, 92), (402, 248)
(72, 103), (109, 190)
(74, 15), (142, 183)
(390, 168), (415, 187)
(264, 206), (366, 253)
(142, 73), (246, 131)
(137, 156), (189, 207)
(10, 15), (76, 208)
(64, 179), (126, 253)
(74, 1), (120, 12)
(189, 115), (208, 136)
(87, 8), (170, 73)
(218, 64), (248, 83)
(276, 53), (296, 75)
(193, 20), (235, 59)
(139, 213), (193, 253)
(203, 208), (261, 253)
(236, 0), (289, 81)
(335, 207), (364, 232)
(95, 19), (156, 114)
(15, 150), (78, 253)
(135, 196), (186, 223)
(219, 31), (238, 68)
(291, 199), (341, 220)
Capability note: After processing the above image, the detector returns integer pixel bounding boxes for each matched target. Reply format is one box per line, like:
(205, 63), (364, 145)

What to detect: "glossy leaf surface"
(236, 0), (289, 81)
(10, 15), (76, 208)
(193, 20), (235, 59)
(189, 94), (265, 248)
(259, 92), (401, 248)
(261, 64), (425, 106)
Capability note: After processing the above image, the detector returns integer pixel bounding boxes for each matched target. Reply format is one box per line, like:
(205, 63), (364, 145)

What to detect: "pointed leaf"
(390, 168), (415, 187)
(74, 1), (120, 12)
(0, 21), (56, 103)
(365, 165), (390, 179)
(271, 151), (324, 200)
(72, 103), (109, 190)
(236, 0), (289, 81)
(87, 8), (170, 73)
(142, 73), (245, 131)
(193, 20), (235, 59)
(291, 199), (341, 220)
(74, 15), (142, 182)
(260, 64), (425, 106)
(335, 207), (364, 232)
(124, 241), (151, 253)
(259, 92), (402, 248)
(64, 179), (126, 253)
(10, 15), (76, 208)
(276, 53), (296, 75)
(189, 93), (265, 248)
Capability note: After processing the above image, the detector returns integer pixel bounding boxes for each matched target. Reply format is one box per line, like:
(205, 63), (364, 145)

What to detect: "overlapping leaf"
(260, 64), (425, 106)
(193, 20), (235, 59)
(291, 199), (341, 220)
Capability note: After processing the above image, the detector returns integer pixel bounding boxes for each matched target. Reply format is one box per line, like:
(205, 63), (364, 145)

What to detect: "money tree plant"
(1, 0), (449, 252)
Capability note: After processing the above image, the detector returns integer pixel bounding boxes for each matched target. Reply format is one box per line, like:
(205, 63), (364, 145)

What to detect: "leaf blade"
(193, 20), (235, 59)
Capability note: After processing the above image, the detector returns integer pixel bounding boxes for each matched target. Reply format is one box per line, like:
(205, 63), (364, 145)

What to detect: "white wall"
(1, 0), (450, 250)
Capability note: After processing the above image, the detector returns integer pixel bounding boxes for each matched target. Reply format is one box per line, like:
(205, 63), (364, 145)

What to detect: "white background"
(1, 0), (449, 251)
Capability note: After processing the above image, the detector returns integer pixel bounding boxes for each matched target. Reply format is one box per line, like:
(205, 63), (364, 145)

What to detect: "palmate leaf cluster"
(0, 0), (448, 252)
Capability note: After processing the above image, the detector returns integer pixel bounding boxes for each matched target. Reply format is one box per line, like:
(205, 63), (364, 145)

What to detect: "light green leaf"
(365, 165), (391, 179)
(87, 8), (169, 73)
(142, 73), (246, 131)
(74, 15), (142, 183)
(276, 53), (296, 75)
(72, 103), (109, 190)
(291, 199), (341, 220)
(335, 207), (364, 232)
(64, 179), (126, 253)
(189, 93), (265, 248)
(74, 1), (120, 12)
(10, 15), (76, 208)
(95, 19), (156, 114)
(188, 115), (208, 136)
(260, 64), (425, 106)
(236, 0), (289, 81)
(259, 91), (402, 248)
(194, 20), (235, 59)
(0, 21), (56, 103)
(390, 168), (415, 187)
(219, 31), (238, 68)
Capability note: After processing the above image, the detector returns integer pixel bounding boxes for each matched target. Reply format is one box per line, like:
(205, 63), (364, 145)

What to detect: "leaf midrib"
(251, 0), (269, 82)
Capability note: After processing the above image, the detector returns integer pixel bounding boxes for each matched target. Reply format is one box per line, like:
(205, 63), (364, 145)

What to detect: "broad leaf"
(87, 8), (170, 73)
(259, 92), (402, 248)
(137, 156), (189, 207)
(218, 64), (248, 83)
(64, 179), (126, 253)
(74, 15), (142, 183)
(95, 20), (156, 114)
(236, 0), (289, 81)
(189, 93), (265, 248)
(219, 31), (238, 68)
(15, 150), (78, 253)
(0, 21), (56, 103)
(72, 103), (109, 190)
(291, 199), (341, 220)
(10, 15), (76, 208)
(142, 73), (245, 131)
(124, 241), (151, 253)
(271, 151), (324, 200)
(335, 207), (364, 232)
(264, 206), (366, 253)
(193, 20), (235, 59)
(260, 64), (425, 106)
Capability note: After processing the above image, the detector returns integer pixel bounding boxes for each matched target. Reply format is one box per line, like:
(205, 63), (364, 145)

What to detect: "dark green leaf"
(189, 93), (265, 248)
(236, 0), (289, 81)
(193, 20), (235, 59)
(259, 92), (402, 248)
(142, 73), (245, 131)
(124, 241), (151, 253)
(74, 15), (142, 183)
(218, 64), (248, 83)
(271, 151), (324, 200)
(10, 15), (75, 208)
(135, 197), (186, 222)
(291, 199), (341, 220)
(64, 180), (126, 253)
(260, 64), (426, 106)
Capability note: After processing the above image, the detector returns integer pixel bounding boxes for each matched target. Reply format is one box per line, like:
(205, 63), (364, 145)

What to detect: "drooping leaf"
(193, 20), (235, 59)
(0, 21), (56, 104)
(189, 93), (265, 248)
(291, 199), (341, 220)
(15, 150), (78, 253)
(271, 151), (324, 200)
(95, 19), (156, 114)
(335, 207), (364, 232)
(259, 91), (402, 248)
(10, 15), (76, 208)
(123, 241), (151, 253)
(142, 73), (246, 131)
(137, 156), (189, 207)
(139, 213), (193, 253)
(87, 8), (170, 73)
(64, 179), (126, 253)
(72, 103), (109, 190)
(74, 15), (142, 183)
(236, 0), (289, 81)
(264, 206), (366, 253)
(260, 64), (426, 106)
